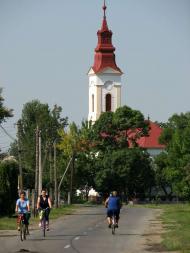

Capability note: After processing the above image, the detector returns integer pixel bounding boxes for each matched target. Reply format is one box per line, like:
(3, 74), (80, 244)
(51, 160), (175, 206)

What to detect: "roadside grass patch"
(0, 204), (78, 230)
(50, 204), (77, 219)
(0, 216), (17, 230)
(161, 204), (190, 253)
(134, 203), (190, 253)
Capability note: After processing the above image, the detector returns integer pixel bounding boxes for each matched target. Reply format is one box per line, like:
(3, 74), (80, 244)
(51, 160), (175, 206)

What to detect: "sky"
(0, 0), (190, 151)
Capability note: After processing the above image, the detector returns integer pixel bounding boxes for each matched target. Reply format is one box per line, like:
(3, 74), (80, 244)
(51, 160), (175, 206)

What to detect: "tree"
(0, 159), (19, 215)
(58, 122), (84, 203)
(154, 152), (173, 199)
(94, 148), (154, 199)
(0, 88), (13, 124)
(9, 100), (68, 190)
(157, 112), (190, 200)
(90, 106), (153, 199)
(93, 106), (149, 151)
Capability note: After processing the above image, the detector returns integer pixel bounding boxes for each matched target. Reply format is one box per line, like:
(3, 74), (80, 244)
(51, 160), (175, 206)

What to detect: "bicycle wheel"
(20, 222), (26, 241)
(20, 222), (23, 241)
(42, 218), (46, 237)
(23, 224), (26, 240)
(111, 216), (115, 235)
(111, 223), (115, 235)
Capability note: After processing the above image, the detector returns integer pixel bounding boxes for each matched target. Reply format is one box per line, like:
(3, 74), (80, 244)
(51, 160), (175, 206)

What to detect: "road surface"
(0, 205), (159, 253)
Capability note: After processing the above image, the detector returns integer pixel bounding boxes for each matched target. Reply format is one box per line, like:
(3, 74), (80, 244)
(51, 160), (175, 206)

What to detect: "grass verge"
(161, 204), (190, 253)
(0, 204), (78, 230)
(135, 203), (190, 253)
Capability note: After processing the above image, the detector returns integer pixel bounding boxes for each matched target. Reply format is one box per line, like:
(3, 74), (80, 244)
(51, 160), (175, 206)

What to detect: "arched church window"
(92, 94), (94, 112)
(106, 93), (111, 112)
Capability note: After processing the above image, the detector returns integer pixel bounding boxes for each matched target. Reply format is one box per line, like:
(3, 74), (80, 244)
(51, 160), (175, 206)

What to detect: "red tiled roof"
(99, 121), (165, 150)
(136, 121), (165, 149)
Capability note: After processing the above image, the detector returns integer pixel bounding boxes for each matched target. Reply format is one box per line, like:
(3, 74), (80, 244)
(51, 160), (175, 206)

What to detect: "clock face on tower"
(105, 81), (113, 91)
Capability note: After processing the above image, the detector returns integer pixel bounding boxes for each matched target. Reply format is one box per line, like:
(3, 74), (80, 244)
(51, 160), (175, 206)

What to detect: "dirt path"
(143, 209), (179, 253)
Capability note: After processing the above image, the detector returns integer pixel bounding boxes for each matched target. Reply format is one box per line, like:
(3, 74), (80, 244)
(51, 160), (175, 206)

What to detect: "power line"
(0, 124), (16, 141)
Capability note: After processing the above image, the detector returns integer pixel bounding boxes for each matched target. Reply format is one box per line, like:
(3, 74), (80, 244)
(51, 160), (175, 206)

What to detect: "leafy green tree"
(154, 152), (173, 199)
(94, 148), (153, 199)
(58, 120), (98, 202)
(93, 106), (149, 151)
(157, 112), (190, 200)
(10, 100), (68, 189)
(0, 88), (13, 124)
(0, 159), (19, 215)
(90, 106), (153, 199)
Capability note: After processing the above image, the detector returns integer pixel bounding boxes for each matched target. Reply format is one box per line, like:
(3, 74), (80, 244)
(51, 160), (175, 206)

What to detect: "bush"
(0, 160), (19, 216)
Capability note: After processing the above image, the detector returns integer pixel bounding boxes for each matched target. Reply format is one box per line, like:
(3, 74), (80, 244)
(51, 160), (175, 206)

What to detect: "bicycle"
(17, 213), (29, 241)
(39, 207), (50, 237)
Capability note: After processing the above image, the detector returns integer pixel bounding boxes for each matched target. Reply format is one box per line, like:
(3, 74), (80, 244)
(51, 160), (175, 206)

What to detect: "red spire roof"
(92, 1), (122, 74)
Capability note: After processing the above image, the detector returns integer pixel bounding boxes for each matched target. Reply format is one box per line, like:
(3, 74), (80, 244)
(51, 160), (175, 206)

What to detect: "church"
(87, 1), (165, 157)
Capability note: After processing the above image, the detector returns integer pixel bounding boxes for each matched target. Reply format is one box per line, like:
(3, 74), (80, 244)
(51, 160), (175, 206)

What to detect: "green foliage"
(86, 106), (153, 197)
(156, 112), (190, 200)
(9, 100), (68, 189)
(0, 160), (19, 215)
(0, 88), (13, 124)
(94, 148), (154, 198)
(93, 106), (149, 151)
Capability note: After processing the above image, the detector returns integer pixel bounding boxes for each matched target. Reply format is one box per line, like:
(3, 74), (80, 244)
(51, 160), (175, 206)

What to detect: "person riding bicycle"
(37, 189), (52, 231)
(15, 191), (30, 233)
(105, 191), (122, 228)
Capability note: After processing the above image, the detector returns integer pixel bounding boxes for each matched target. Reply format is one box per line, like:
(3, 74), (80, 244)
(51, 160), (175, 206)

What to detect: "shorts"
(107, 209), (120, 220)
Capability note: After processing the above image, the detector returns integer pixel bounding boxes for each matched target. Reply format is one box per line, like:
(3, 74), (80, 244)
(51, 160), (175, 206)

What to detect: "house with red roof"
(135, 121), (165, 157)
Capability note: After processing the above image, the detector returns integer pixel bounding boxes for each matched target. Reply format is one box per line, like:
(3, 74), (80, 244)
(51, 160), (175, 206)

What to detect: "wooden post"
(38, 130), (42, 195)
(17, 121), (23, 191)
(54, 140), (58, 208)
(69, 154), (75, 204)
(34, 126), (39, 217)
(49, 144), (53, 202)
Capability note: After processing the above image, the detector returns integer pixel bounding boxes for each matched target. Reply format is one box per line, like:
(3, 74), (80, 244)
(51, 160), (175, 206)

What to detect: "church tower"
(88, 0), (123, 123)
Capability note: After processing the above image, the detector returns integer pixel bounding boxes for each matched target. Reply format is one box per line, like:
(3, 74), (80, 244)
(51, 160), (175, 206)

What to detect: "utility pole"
(34, 126), (39, 216)
(49, 143), (53, 201)
(69, 153), (75, 205)
(17, 121), (23, 192)
(54, 139), (58, 208)
(38, 129), (42, 195)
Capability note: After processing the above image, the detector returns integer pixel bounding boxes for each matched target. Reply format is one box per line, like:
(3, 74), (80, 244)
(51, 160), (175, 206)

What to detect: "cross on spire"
(103, 0), (107, 19)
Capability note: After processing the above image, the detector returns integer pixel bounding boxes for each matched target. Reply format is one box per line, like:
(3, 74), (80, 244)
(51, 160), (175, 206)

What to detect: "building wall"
(147, 148), (164, 157)
(88, 71), (121, 122)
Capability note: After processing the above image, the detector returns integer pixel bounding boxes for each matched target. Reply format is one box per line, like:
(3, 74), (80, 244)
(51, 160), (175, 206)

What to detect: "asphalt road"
(0, 205), (157, 253)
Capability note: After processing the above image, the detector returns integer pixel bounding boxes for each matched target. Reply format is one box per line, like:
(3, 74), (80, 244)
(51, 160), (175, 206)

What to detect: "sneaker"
(17, 227), (20, 231)
(46, 227), (49, 231)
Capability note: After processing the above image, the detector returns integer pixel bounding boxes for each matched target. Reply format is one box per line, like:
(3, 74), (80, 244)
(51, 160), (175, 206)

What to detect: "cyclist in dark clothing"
(37, 189), (52, 231)
(105, 191), (122, 228)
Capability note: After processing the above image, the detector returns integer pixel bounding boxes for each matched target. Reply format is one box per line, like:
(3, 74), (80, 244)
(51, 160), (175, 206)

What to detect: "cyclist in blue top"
(15, 191), (30, 232)
(105, 191), (122, 228)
